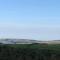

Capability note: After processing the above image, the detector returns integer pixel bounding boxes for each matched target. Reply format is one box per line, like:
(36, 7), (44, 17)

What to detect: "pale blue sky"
(0, 0), (60, 40)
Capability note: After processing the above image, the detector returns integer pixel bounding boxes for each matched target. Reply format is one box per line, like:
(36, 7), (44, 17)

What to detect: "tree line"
(0, 44), (60, 60)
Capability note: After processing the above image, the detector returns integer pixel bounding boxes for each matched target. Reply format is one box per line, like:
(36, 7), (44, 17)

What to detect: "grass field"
(8, 44), (60, 50)
(8, 44), (48, 48)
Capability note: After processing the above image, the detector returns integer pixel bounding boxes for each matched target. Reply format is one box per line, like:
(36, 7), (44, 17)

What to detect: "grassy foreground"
(0, 44), (60, 60)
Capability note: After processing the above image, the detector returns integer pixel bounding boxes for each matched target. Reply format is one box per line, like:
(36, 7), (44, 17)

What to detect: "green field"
(9, 44), (60, 50)
(9, 44), (48, 48)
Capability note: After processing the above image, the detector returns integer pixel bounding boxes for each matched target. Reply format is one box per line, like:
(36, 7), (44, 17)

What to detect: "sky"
(0, 0), (60, 40)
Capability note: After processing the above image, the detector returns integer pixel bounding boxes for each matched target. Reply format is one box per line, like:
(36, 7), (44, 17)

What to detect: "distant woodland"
(0, 44), (60, 60)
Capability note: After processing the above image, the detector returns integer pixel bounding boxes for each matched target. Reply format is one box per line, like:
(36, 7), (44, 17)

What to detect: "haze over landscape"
(0, 0), (60, 40)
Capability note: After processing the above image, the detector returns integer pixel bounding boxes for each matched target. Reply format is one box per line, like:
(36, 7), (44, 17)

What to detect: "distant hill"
(48, 40), (60, 44)
(0, 39), (60, 44)
(0, 39), (48, 44)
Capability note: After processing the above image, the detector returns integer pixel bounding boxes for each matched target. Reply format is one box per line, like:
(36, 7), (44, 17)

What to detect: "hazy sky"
(0, 0), (60, 40)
